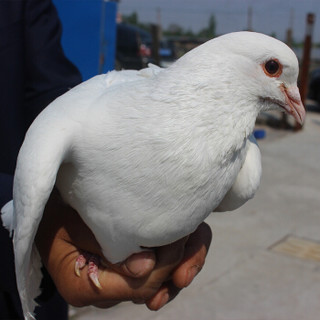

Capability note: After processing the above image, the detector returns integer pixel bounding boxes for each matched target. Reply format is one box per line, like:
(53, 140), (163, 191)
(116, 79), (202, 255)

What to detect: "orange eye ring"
(262, 59), (282, 78)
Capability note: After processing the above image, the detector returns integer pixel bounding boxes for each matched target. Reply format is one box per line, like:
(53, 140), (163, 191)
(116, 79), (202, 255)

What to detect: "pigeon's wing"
(6, 110), (76, 319)
(1, 68), (162, 319)
(1, 74), (104, 319)
(216, 134), (262, 212)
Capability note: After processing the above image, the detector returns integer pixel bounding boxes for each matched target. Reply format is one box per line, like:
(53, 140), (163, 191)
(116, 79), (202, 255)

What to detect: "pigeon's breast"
(55, 86), (249, 248)
(56, 127), (247, 248)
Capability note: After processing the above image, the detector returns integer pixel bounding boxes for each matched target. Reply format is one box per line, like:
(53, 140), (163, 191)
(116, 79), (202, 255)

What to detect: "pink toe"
(76, 254), (87, 269)
(75, 254), (87, 277)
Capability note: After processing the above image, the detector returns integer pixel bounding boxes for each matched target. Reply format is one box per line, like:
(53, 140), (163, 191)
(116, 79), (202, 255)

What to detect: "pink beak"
(280, 85), (306, 125)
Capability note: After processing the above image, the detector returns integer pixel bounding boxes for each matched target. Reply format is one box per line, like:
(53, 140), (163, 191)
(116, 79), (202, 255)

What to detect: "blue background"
(53, 0), (117, 80)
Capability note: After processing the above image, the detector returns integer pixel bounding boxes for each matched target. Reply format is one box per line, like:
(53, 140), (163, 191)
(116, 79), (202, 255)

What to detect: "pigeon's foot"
(75, 251), (102, 289)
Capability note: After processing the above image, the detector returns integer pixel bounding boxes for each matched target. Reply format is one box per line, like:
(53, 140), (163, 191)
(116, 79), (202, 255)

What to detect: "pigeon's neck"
(198, 99), (258, 158)
(152, 70), (259, 152)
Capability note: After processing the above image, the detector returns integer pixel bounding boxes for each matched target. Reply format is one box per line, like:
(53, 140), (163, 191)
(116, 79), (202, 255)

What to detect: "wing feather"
(216, 134), (262, 212)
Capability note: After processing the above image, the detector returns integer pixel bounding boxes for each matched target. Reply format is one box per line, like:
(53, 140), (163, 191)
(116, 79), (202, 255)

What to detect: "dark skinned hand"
(35, 190), (212, 311)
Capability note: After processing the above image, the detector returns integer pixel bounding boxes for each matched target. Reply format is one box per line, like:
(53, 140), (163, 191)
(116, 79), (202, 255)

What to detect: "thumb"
(109, 251), (156, 278)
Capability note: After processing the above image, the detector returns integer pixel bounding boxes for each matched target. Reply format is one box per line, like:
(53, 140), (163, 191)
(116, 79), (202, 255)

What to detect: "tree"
(122, 11), (217, 40)
(122, 12), (150, 31)
(198, 14), (216, 39)
(122, 12), (138, 25)
(165, 23), (184, 37)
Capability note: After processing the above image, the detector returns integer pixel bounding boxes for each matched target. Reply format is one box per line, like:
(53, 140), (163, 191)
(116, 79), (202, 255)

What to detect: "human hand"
(35, 190), (212, 310)
(146, 221), (212, 310)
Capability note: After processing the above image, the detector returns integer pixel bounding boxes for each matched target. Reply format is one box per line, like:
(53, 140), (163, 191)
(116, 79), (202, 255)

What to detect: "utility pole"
(247, 6), (253, 31)
(156, 7), (161, 27)
(151, 7), (162, 66)
(297, 13), (315, 130)
(151, 24), (160, 66)
(286, 8), (294, 47)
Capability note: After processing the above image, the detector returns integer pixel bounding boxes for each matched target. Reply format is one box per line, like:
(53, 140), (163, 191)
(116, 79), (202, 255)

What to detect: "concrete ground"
(70, 108), (320, 320)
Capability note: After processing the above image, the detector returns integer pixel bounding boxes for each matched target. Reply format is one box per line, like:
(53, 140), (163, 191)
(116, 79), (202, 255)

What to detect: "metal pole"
(299, 13), (315, 104)
(247, 6), (253, 31)
(296, 13), (315, 130)
(151, 24), (160, 66)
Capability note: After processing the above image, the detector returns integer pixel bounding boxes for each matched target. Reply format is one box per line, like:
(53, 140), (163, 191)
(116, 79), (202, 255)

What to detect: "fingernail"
(158, 292), (169, 309)
(186, 265), (201, 287)
(125, 252), (155, 276)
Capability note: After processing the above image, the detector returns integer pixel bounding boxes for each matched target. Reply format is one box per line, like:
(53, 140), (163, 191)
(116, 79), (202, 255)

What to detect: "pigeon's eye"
(265, 60), (279, 74)
(263, 59), (282, 77)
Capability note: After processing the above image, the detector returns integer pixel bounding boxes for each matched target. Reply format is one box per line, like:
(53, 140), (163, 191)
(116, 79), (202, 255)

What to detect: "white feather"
(1, 200), (14, 235)
(216, 134), (262, 212)
(1, 31), (301, 319)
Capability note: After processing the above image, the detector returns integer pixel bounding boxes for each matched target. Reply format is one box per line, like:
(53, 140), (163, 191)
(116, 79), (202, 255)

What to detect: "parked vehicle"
(159, 39), (177, 67)
(116, 23), (153, 70)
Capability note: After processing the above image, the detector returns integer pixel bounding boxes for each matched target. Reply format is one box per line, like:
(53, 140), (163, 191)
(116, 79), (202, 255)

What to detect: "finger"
(145, 226), (212, 310)
(89, 236), (190, 305)
(106, 235), (189, 279)
(171, 222), (212, 288)
(130, 236), (188, 305)
(145, 281), (181, 311)
(110, 251), (156, 278)
(154, 235), (189, 273)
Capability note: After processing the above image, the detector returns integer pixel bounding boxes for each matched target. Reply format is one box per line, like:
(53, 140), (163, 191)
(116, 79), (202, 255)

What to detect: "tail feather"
(1, 200), (14, 235)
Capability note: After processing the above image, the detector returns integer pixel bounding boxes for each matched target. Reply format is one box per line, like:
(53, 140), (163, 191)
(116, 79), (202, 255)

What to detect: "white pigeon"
(1, 31), (305, 319)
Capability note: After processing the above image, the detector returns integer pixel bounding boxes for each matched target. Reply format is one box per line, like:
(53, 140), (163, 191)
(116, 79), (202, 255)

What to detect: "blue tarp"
(53, 0), (117, 80)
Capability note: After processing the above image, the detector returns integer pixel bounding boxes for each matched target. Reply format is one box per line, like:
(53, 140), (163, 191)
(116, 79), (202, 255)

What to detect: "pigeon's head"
(216, 32), (305, 124)
(177, 32), (305, 125)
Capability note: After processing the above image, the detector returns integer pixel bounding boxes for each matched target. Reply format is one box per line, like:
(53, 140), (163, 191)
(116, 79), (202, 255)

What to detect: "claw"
(88, 256), (102, 289)
(75, 254), (86, 277)
(74, 252), (102, 289)
(88, 271), (102, 289)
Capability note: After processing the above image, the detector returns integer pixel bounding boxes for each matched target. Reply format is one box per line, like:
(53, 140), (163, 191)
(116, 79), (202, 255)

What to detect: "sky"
(118, 0), (320, 42)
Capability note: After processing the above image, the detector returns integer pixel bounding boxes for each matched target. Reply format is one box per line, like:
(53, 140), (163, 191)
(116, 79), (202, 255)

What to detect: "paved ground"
(70, 108), (320, 320)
